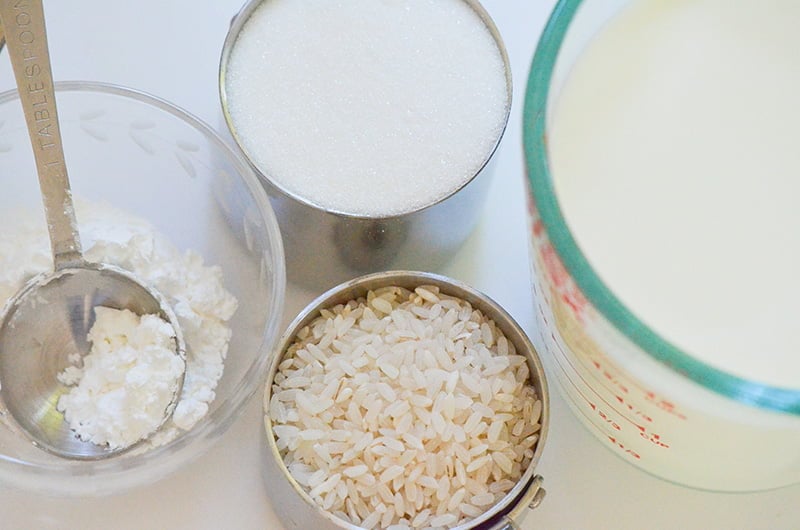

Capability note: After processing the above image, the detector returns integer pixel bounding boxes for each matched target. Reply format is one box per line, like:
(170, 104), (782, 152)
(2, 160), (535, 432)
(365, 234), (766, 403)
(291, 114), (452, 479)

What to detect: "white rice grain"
(471, 492), (495, 507)
(429, 513), (458, 527)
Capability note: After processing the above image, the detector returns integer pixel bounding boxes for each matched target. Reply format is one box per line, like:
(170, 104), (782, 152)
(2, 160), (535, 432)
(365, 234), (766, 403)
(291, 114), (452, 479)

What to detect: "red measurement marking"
(566, 379), (636, 455)
(541, 244), (567, 288)
(532, 218), (545, 237)
(644, 391), (688, 421)
(596, 408), (622, 431)
(550, 333), (643, 433)
(539, 243), (588, 319)
(608, 436), (642, 460)
(569, 377), (666, 453)
(552, 357), (623, 432)
(614, 394), (654, 424)
(571, 340), (689, 423)
(592, 359), (630, 396)
(639, 431), (669, 449)
(549, 332), (671, 449)
(574, 342), (648, 394)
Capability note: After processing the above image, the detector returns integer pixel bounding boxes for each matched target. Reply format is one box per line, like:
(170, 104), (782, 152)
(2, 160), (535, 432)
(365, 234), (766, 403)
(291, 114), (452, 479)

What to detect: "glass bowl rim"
(522, 0), (800, 414)
(0, 80), (287, 488)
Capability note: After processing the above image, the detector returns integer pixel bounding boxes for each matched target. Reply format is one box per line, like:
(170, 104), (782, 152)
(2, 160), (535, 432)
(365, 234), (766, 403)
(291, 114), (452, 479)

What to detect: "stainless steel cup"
(262, 271), (549, 530)
(219, 1), (512, 290)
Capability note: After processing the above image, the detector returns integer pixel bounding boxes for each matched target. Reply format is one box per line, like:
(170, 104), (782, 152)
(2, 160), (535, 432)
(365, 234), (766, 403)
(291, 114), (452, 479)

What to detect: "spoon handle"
(0, 0), (83, 269)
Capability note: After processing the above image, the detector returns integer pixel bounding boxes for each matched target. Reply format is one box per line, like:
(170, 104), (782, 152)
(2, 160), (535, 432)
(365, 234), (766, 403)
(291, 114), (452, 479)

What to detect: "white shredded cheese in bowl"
(268, 285), (542, 529)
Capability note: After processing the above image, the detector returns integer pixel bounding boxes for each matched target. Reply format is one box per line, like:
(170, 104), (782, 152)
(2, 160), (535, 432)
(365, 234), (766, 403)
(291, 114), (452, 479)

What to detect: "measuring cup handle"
(493, 518), (520, 530)
(0, 0), (83, 269)
(489, 474), (547, 530)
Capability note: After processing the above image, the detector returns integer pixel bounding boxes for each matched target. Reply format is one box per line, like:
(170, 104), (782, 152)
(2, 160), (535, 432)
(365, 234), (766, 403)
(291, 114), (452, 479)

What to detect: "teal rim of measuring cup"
(523, 0), (800, 415)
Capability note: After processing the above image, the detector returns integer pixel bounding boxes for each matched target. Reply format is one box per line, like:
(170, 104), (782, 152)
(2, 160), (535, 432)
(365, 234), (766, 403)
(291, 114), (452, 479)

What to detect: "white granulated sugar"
(0, 201), (237, 450)
(56, 307), (184, 450)
(226, 0), (509, 216)
(269, 286), (542, 529)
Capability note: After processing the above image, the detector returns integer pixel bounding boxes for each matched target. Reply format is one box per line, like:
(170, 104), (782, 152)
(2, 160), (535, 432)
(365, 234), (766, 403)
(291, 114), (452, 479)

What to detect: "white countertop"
(0, 1), (798, 528)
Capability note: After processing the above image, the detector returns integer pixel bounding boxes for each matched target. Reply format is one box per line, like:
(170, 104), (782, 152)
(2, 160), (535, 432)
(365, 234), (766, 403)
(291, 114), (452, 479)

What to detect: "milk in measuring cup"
(529, 0), (800, 491)
(550, 0), (800, 387)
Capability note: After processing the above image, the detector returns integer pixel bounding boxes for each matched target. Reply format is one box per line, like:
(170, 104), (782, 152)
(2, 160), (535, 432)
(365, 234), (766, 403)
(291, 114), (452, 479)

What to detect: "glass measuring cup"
(524, 0), (800, 491)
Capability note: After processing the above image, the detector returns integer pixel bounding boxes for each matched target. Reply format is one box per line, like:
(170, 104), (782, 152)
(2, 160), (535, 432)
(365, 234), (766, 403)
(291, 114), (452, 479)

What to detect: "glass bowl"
(0, 81), (286, 495)
(524, 0), (800, 491)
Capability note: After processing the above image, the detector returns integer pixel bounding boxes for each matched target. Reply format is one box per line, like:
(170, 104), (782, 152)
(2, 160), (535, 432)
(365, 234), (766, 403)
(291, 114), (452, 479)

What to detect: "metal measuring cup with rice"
(263, 272), (548, 530)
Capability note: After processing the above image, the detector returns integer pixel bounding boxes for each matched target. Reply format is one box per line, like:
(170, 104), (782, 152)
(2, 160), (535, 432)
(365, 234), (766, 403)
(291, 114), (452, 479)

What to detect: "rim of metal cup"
(263, 270), (549, 529)
(218, 0), (513, 220)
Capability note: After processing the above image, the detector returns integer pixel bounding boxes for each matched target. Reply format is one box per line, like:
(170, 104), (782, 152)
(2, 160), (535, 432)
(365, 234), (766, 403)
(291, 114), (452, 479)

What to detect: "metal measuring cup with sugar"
(218, 0), (513, 291)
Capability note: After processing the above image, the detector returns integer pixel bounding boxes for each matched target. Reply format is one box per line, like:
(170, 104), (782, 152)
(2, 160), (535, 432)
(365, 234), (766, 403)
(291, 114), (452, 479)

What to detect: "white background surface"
(0, 1), (798, 528)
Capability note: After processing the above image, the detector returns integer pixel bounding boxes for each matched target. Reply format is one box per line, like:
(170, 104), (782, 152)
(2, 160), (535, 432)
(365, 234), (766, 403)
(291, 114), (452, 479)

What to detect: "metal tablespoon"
(0, 0), (186, 459)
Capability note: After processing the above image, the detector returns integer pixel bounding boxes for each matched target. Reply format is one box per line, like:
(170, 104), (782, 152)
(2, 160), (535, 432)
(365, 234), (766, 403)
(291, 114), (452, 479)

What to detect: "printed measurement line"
(554, 375), (642, 461)
(577, 342), (654, 397)
(532, 243), (669, 400)
(549, 331), (627, 398)
(548, 332), (648, 433)
(557, 330), (687, 421)
(546, 338), (624, 434)
(543, 304), (687, 422)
